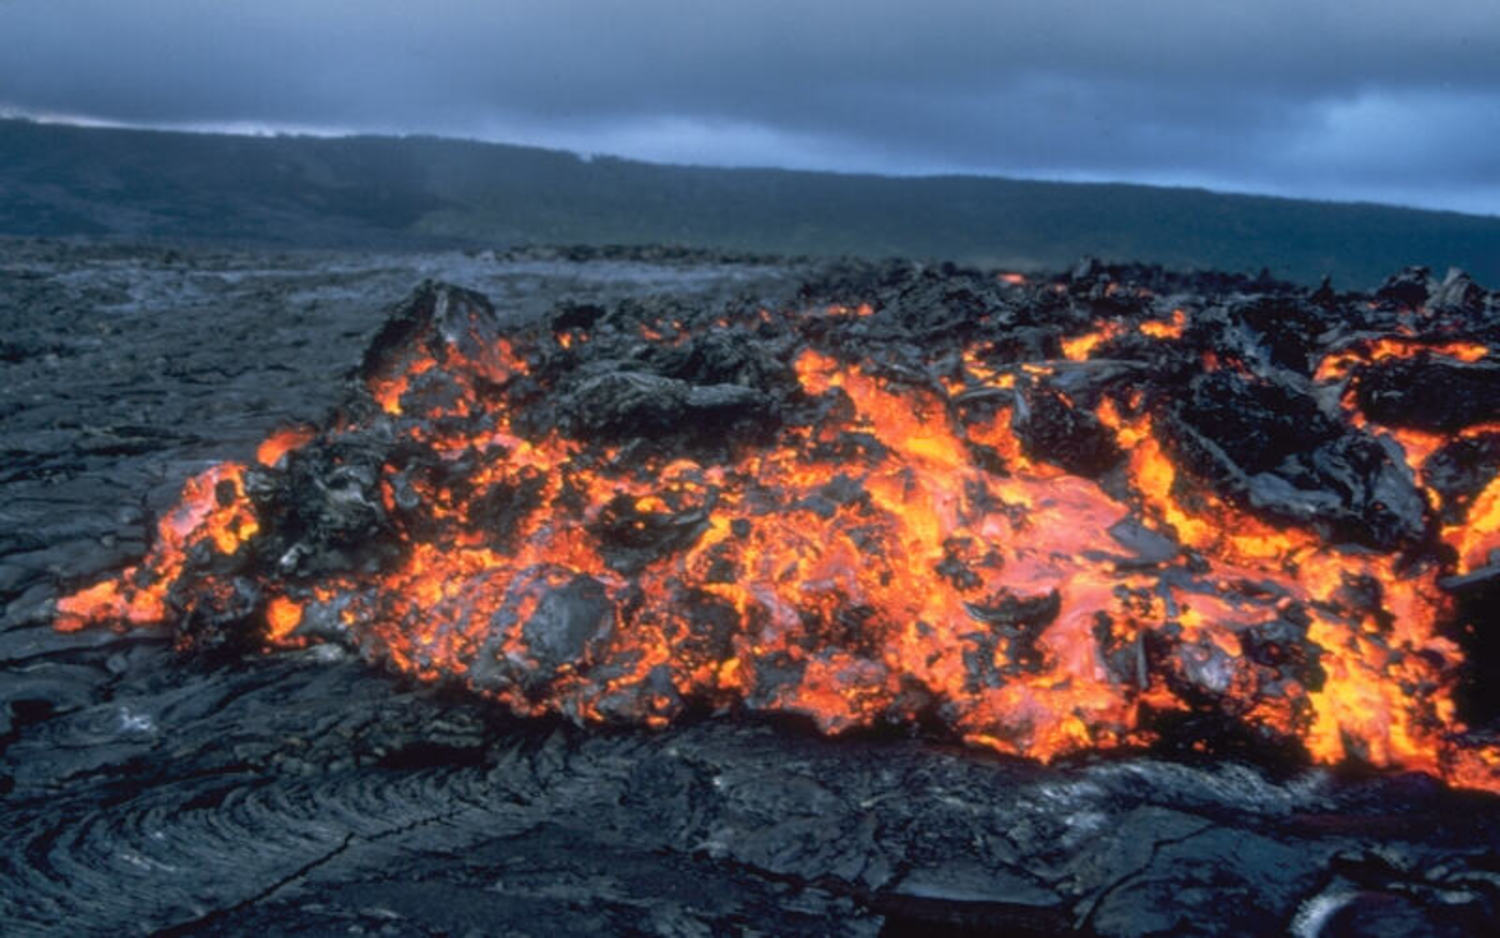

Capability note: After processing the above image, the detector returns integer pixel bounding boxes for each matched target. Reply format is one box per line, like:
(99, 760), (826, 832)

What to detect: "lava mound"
(56, 262), (1500, 791)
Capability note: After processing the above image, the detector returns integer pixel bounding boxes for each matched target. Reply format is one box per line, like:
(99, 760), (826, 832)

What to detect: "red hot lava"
(56, 273), (1500, 792)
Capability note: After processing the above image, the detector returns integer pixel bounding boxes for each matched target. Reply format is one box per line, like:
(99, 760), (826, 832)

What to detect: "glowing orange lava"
(256, 425), (316, 467)
(1314, 338), (1488, 383)
(53, 293), (1500, 793)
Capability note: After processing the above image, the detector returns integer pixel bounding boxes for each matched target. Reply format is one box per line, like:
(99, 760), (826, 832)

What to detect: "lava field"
(5, 240), (1500, 937)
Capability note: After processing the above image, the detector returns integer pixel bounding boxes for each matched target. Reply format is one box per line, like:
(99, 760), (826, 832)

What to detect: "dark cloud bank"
(1, 0), (1497, 214)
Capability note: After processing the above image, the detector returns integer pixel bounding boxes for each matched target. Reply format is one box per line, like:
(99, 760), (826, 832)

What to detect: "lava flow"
(55, 266), (1500, 792)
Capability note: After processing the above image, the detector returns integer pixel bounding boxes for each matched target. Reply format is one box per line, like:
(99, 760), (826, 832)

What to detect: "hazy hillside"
(3, 118), (1499, 286)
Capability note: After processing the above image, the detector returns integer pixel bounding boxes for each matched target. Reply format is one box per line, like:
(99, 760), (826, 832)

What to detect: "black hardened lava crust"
(3, 240), (1500, 938)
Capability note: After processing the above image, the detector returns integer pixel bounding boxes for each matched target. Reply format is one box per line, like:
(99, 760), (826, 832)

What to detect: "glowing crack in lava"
(56, 277), (1500, 792)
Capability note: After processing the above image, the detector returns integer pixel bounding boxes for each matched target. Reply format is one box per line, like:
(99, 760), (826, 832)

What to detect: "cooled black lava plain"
(3, 240), (1500, 938)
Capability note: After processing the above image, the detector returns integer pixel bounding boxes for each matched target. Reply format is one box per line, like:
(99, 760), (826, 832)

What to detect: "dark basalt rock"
(360, 279), (510, 384)
(646, 330), (797, 393)
(550, 300), (607, 333)
(964, 588), (1062, 629)
(590, 493), (713, 576)
(964, 588), (1062, 675)
(462, 568), (621, 698)
(1107, 518), (1181, 566)
(247, 442), (398, 578)
(1426, 433), (1500, 525)
(1013, 383), (1123, 477)
(558, 369), (774, 440)
(1165, 371), (1426, 549)
(1354, 358), (1500, 432)
(521, 574), (616, 676)
(1240, 612), (1324, 682)
(467, 467), (550, 549)
(5, 241), (1500, 938)
(172, 574), (265, 655)
(1431, 267), (1487, 314)
(1376, 266), (1433, 309)
(1230, 295), (1330, 374)
(1171, 371), (1342, 474)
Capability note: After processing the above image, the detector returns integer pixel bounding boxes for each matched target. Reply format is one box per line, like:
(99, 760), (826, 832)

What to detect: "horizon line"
(3, 106), (1497, 223)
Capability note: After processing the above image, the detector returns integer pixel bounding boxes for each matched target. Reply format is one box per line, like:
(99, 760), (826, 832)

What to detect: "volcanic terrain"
(4, 239), (1500, 937)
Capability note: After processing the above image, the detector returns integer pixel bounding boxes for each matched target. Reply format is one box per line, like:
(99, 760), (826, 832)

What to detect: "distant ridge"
(3, 117), (1499, 286)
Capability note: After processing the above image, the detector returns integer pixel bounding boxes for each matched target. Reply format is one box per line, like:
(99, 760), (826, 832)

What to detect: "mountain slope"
(3, 118), (1499, 286)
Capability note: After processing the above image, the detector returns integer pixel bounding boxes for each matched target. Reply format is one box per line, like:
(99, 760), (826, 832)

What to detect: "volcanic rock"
(1354, 358), (1500, 432)
(1166, 371), (1426, 548)
(1376, 266), (1433, 308)
(8, 241), (1500, 938)
(1431, 267), (1486, 314)
(558, 369), (772, 439)
(1013, 383), (1123, 477)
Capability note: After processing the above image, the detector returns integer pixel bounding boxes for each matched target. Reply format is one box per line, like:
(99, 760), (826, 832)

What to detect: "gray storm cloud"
(1, 0), (1497, 213)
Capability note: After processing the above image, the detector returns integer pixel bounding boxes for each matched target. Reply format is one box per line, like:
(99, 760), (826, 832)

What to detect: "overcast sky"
(2, 0), (1498, 215)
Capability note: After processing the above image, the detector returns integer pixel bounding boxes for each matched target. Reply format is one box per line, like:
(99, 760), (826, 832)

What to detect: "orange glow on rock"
(1314, 338), (1488, 383)
(256, 425), (316, 467)
(1138, 308), (1187, 340)
(55, 463), (258, 633)
(1445, 476), (1500, 574)
(51, 289), (1500, 795)
(265, 596), (304, 642)
(1061, 321), (1124, 361)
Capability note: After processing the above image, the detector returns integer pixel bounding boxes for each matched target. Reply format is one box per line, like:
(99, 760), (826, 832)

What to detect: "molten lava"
(55, 274), (1500, 792)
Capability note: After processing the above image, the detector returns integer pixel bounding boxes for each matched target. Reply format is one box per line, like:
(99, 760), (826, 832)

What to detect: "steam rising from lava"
(56, 265), (1500, 792)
